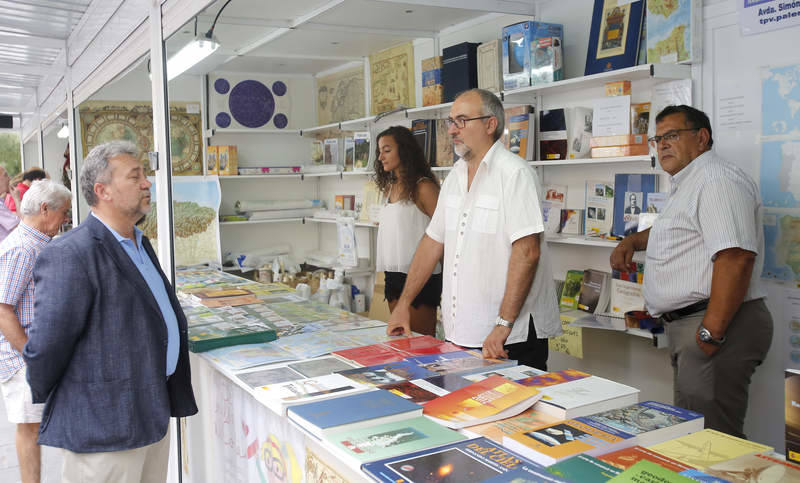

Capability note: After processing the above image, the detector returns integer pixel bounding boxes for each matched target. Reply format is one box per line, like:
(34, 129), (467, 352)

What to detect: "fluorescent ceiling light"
(166, 36), (220, 81)
(56, 123), (69, 139)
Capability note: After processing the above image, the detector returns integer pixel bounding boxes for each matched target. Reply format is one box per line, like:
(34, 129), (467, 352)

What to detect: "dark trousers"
(460, 315), (549, 371)
(665, 298), (773, 438)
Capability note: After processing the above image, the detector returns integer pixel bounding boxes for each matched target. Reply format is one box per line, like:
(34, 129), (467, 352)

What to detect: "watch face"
(698, 329), (712, 342)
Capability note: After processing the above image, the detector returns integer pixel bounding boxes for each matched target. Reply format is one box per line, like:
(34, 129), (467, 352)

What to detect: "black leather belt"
(659, 299), (709, 323)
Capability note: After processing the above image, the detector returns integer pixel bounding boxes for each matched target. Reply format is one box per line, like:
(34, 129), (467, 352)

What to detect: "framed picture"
(208, 74), (295, 130)
(316, 66), (365, 125)
(369, 42), (415, 114)
(585, 0), (645, 76)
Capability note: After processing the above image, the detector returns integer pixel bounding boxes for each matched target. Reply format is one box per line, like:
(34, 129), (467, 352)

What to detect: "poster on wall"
(739, 0), (800, 36)
(316, 66), (365, 125)
(79, 101), (203, 176)
(141, 176), (222, 268)
(209, 74), (296, 130)
(369, 42), (415, 114)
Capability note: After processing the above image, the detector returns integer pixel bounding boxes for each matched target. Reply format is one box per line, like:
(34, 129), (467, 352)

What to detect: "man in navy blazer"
(23, 141), (197, 481)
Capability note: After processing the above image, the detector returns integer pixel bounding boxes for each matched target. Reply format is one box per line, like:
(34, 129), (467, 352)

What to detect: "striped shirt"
(643, 150), (766, 316)
(0, 222), (51, 382)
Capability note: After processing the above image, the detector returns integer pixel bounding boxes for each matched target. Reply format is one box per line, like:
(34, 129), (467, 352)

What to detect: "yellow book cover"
(504, 418), (631, 463)
(648, 429), (773, 470)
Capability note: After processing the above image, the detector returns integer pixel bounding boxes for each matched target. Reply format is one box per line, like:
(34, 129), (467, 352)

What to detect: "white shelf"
(340, 116), (373, 131)
(502, 63), (691, 103)
(431, 166), (454, 172)
(546, 234), (619, 248)
(529, 156), (654, 167)
(207, 128), (300, 136)
(219, 217), (305, 226)
(218, 171), (370, 180)
(405, 102), (454, 118)
(305, 217), (378, 229)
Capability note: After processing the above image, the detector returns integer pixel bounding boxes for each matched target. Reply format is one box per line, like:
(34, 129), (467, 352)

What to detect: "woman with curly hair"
(374, 126), (441, 336)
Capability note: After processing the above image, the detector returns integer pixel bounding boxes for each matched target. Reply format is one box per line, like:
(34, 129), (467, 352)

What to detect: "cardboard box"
(591, 145), (649, 158)
(218, 145), (238, 176)
(206, 145), (218, 175)
(605, 80), (631, 97)
(590, 134), (647, 148)
(421, 56), (443, 106)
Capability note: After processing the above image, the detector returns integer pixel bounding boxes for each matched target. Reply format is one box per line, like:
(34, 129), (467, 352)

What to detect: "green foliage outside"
(0, 133), (21, 177)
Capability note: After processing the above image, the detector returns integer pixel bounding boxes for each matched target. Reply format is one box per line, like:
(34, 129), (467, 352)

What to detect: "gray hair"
(80, 141), (139, 206)
(457, 88), (505, 142)
(20, 179), (71, 217)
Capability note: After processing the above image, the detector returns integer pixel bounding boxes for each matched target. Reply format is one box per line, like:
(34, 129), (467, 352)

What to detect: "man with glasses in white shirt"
(387, 89), (561, 370)
(610, 105), (773, 438)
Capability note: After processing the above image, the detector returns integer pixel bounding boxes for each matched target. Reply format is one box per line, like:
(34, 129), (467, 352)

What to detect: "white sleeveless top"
(376, 184), (442, 274)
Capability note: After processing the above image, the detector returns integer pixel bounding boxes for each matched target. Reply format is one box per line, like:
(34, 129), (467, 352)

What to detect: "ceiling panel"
(214, 55), (349, 76)
(250, 28), (414, 59)
(198, 0), (337, 23)
(309, 0), (484, 32)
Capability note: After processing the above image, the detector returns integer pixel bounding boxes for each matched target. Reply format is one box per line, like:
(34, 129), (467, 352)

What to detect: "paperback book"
(584, 180), (614, 236)
(610, 459), (693, 483)
(423, 375), (542, 429)
(463, 407), (560, 444)
(235, 365), (304, 388)
(576, 401), (704, 447)
(188, 320), (277, 352)
(559, 270), (584, 310)
(577, 269), (611, 314)
(463, 365), (548, 383)
(254, 373), (372, 415)
(699, 452), (800, 483)
(648, 429), (773, 470)
(504, 105), (535, 160)
(530, 375), (640, 420)
(547, 454), (622, 482)
(598, 445), (693, 473)
(544, 184), (567, 235)
(379, 374), (473, 405)
(287, 356), (356, 378)
(405, 350), (517, 377)
(612, 173), (659, 237)
(336, 361), (438, 387)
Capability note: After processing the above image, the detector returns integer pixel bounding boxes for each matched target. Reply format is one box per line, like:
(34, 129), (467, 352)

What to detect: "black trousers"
(459, 315), (549, 371)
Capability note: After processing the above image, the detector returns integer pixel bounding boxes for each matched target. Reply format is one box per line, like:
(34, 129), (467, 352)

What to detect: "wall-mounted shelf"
(305, 217), (378, 229)
(530, 156), (654, 167)
(217, 171), (371, 180)
(220, 218), (305, 226)
(206, 128), (301, 137)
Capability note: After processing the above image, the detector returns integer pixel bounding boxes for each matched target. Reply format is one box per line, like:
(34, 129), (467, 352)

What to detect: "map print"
(647, 0), (692, 63)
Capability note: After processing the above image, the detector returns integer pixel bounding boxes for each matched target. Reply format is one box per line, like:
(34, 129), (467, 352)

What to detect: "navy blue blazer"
(23, 215), (197, 453)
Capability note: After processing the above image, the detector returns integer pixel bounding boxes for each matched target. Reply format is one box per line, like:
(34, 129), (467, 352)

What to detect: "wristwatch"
(495, 316), (514, 328)
(697, 325), (726, 346)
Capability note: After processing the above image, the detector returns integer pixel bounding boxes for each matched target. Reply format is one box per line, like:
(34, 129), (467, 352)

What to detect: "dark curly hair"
(373, 126), (438, 204)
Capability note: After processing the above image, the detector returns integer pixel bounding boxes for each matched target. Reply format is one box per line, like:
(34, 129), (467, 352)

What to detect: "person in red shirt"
(5, 168), (47, 215)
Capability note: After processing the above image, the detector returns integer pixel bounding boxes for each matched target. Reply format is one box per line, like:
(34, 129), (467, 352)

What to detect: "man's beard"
(454, 142), (471, 159)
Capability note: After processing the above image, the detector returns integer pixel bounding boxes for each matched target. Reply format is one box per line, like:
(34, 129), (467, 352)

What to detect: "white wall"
(42, 129), (67, 182)
(22, 138), (38, 170)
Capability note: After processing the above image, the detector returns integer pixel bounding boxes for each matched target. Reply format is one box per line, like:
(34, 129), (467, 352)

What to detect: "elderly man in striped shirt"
(0, 179), (71, 483)
(611, 105), (773, 439)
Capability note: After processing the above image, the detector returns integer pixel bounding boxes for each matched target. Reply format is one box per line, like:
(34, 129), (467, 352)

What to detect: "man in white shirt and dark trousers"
(387, 88), (561, 370)
(611, 105), (773, 438)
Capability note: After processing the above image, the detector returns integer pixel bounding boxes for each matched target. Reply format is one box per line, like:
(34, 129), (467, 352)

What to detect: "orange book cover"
(505, 419), (631, 462)
(423, 375), (540, 425)
(516, 369), (592, 388)
(466, 407), (559, 443)
(599, 445), (693, 472)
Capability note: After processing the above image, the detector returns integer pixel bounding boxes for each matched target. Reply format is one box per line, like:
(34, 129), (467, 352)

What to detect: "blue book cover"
(336, 361), (438, 386)
(484, 464), (575, 482)
(576, 400), (702, 438)
(405, 350), (517, 376)
(612, 173), (659, 237)
(585, 0), (645, 75)
(362, 437), (542, 483)
(678, 469), (729, 482)
(288, 389), (421, 433)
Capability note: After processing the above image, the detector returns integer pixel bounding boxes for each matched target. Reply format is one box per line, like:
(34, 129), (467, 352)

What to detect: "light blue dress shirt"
(92, 213), (179, 376)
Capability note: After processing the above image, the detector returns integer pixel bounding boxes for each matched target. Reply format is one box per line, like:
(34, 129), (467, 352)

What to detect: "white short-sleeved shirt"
(643, 150), (766, 316)
(426, 141), (561, 347)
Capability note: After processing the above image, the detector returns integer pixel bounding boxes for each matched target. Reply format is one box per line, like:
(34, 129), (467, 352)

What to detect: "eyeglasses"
(648, 128), (699, 147)
(445, 115), (492, 129)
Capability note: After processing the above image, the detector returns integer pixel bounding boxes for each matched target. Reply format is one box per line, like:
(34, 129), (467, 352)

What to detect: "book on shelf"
(324, 416), (466, 469)
(646, 0), (702, 65)
(540, 108), (568, 160)
(544, 184), (567, 234)
(380, 374), (473, 405)
(577, 269), (611, 314)
(567, 107), (593, 159)
(477, 39), (503, 93)
(353, 132), (371, 171)
(788, 369), (800, 464)
(631, 102), (650, 135)
(584, 179), (614, 236)
(598, 445), (693, 473)
(410, 119), (436, 166)
(423, 375), (542, 429)
(463, 407), (560, 444)
(405, 350), (517, 377)
(188, 320), (277, 352)
(695, 452), (800, 483)
(560, 209), (584, 235)
(336, 360), (438, 387)
(637, 192), (668, 231)
(577, 401), (704, 448)
(531, 36), (563, 86)
(547, 454), (623, 482)
(609, 278), (645, 316)
(362, 437), (541, 483)
(434, 119), (455, 167)
(584, 0), (646, 75)
(609, 459), (694, 483)
(503, 105), (535, 160)
(526, 374), (640, 420)
(344, 136), (355, 171)
(254, 373), (372, 415)
(311, 139), (324, 164)
(442, 42), (480, 103)
(287, 389), (422, 440)
(463, 364), (548, 383)
(502, 417), (636, 466)
(323, 138), (340, 167)
(560, 270), (584, 310)
(612, 173), (659, 238)
(647, 429), (773, 470)
(421, 56), (443, 106)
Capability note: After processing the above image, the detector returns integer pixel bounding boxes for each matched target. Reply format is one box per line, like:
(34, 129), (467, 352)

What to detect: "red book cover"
(332, 343), (411, 366)
(598, 445), (693, 472)
(383, 335), (464, 355)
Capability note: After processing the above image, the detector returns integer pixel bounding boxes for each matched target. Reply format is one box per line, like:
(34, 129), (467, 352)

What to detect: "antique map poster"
(596, 0), (632, 59)
(79, 100), (202, 176)
(369, 42), (415, 114)
(316, 66), (365, 125)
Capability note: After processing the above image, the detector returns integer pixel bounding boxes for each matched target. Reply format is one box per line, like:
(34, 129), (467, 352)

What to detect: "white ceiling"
(0, 0), (536, 120)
